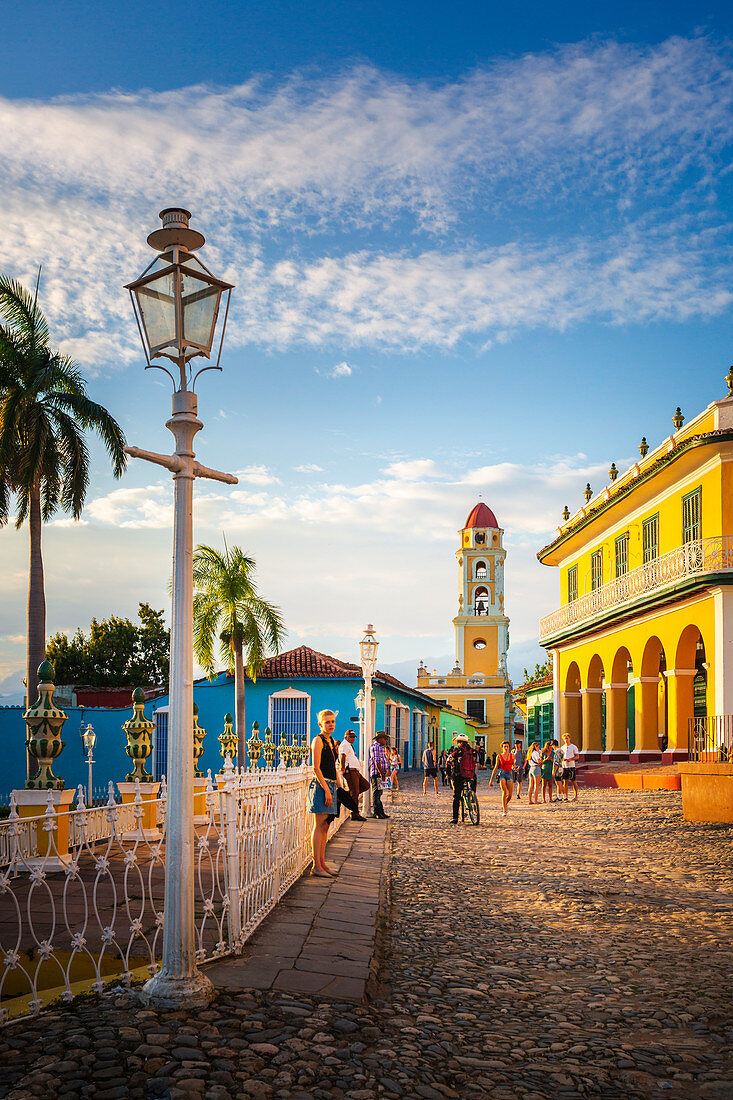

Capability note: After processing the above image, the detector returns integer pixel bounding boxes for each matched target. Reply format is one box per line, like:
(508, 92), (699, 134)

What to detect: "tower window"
(475, 561), (487, 579)
(466, 699), (485, 722)
(473, 639), (487, 650)
(474, 586), (489, 615)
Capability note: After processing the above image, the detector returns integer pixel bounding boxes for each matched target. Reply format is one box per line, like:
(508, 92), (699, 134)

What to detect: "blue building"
(0, 646), (440, 800)
(150, 646), (437, 780)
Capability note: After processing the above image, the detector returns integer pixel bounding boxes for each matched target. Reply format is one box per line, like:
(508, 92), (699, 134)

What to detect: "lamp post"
(358, 625), (379, 815)
(125, 208), (237, 1009)
(81, 723), (96, 804)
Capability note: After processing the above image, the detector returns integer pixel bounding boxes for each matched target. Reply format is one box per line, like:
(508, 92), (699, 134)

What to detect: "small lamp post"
(124, 208), (237, 1010)
(82, 723), (96, 805)
(359, 625), (379, 814)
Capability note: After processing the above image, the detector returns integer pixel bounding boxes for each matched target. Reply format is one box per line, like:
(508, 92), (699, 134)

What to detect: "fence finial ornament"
(219, 713), (237, 764)
(123, 687), (155, 783)
(247, 721), (263, 771)
(24, 660), (67, 789)
(192, 703), (207, 778)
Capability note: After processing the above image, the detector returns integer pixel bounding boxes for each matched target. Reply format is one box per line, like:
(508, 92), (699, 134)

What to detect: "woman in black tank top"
(310, 710), (340, 876)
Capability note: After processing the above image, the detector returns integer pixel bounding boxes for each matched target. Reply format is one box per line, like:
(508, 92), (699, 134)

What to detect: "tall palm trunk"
(234, 642), (246, 767)
(26, 482), (46, 777)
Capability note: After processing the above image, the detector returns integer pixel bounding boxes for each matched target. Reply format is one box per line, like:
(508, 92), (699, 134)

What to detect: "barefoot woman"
(489, 740), (515, 817)
(309, 710), (340, 876)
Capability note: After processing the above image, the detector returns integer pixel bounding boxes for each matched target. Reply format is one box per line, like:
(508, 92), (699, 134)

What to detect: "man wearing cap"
(448, 734), (477, 825)
(339, 728), (367, 821)
(368, 730), (390, 820)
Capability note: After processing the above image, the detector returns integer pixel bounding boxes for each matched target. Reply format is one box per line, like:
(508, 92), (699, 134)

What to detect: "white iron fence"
(0, 761), (345, 1023)
(539, 536), (733, 642)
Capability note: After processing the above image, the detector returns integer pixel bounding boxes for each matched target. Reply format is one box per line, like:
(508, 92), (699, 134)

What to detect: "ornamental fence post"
(221, 758), (242, 951)
(273, 761), (286, 902)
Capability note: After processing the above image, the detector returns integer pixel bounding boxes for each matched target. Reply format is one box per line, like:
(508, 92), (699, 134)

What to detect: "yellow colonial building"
(417, 502), (512, 757)
(538, 374), (733, 765)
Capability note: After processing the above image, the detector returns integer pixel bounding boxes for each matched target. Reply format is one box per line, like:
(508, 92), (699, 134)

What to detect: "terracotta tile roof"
(212, 644), (439, 707)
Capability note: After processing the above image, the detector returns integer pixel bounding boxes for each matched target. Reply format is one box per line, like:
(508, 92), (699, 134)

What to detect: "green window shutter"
(567, 565), (578, 603)
(615, 532), (629, 577)
(591, 550), (603, 591)
(682, 488), (702, 544)
(642, 514), (659, 563)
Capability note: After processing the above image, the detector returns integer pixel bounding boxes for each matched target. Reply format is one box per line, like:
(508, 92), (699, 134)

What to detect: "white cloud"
(294, 463), (324, 473)
(0, 38), (730, 363)
(234, 465), (280, 485)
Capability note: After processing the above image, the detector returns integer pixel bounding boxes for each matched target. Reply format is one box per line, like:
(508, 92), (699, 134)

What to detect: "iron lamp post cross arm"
(124, 445), (238, 486)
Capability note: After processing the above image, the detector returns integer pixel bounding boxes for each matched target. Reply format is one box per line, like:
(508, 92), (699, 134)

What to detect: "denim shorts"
(498, 769), (513, 782)
(529, 765), (541, 778)
(307, 778), (338, 816)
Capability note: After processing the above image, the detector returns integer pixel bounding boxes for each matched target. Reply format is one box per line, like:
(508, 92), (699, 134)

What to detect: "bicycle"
(459, 779), (480, 825)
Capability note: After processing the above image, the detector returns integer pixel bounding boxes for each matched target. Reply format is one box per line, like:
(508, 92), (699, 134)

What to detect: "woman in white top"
(527, 741), (543, 804)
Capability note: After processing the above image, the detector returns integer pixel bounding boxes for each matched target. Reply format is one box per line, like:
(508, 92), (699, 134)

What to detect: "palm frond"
(0, 275), (49, 354)
(49, 389), (126, 477)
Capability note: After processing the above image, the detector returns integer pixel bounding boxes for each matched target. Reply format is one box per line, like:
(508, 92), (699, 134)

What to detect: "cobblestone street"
(1, 773), (732, 1099)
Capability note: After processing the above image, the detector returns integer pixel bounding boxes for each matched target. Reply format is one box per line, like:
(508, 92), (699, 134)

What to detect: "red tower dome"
(464, 502), (498, 529)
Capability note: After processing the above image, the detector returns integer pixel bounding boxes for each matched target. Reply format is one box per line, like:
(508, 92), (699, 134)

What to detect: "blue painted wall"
(0, 672), (430, 801)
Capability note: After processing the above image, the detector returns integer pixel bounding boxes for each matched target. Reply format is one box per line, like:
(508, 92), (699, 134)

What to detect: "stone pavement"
(204, 818), (388, 1000)
(1, 774), (732, 1100)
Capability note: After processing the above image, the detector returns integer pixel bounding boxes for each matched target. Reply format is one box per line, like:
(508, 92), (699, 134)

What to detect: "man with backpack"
(448, 734), (477, 825)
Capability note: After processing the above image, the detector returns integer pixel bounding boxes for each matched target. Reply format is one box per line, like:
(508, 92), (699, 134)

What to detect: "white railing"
(539, 536), (733, 642)
(0, 762), (347, 1023)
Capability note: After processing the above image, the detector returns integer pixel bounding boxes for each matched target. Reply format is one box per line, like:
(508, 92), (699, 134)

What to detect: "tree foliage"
(522, 652), (554, 686)
(46, 603), (169, 687)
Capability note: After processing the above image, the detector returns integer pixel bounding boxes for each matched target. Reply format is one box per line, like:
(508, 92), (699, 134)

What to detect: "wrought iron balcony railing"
(539, 536), (733, 643)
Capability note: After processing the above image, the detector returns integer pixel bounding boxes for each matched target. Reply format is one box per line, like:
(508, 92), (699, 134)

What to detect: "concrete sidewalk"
(203, 816), (389, 1002)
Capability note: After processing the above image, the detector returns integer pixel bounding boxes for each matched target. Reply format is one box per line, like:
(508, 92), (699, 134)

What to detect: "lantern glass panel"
(137, 268), (177, 353)
(181, 267), (221, 355)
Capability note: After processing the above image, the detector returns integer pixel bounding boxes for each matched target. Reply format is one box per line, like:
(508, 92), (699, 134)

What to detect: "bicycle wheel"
(464, 787), (480, 825)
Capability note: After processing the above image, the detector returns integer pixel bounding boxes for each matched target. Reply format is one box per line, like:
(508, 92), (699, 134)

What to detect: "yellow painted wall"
(560, 460), (726, 602)
(462, 620), (499, 675)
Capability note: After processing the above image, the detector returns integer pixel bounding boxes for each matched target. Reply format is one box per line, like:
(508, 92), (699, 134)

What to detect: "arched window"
(474, 586), (489, 615)
(475, 561), (487, 579)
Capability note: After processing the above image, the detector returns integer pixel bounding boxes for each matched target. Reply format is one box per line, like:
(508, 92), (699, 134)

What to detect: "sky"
(1, 0), (732, 700)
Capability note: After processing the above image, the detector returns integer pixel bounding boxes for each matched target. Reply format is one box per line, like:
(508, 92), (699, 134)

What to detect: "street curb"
(365, 816), (392, 1002)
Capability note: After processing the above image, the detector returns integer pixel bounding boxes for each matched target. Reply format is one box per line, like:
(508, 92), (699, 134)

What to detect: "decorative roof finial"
(584, 483), (592, 502)
(639, 437), (649, 458)
(725, 366), (733, 397)
(562, 505), (570, 521)
(608, 463), (618, 482)
(673, 407), (684, 431)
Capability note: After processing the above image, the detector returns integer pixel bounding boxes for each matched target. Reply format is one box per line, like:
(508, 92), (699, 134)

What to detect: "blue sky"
(1, 1), (732, 697)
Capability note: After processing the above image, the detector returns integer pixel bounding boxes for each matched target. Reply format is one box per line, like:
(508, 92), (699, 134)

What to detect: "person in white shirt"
(338, 729), (366, 821)
(561, 733), (580, 802)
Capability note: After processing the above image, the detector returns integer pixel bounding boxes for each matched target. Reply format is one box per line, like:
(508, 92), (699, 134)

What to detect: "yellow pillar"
(13, 789), (75, 871)
(630, 677), (662, 762)
(663, 669), (695, 763)
(603, 683), (629, 762)
(580, 688), (603, 760)
(561, 692), (581, 742)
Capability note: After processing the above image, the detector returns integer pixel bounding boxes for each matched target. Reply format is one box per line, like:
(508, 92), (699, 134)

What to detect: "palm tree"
(192, 542), (285, 763)
(0, 276), (126, 728)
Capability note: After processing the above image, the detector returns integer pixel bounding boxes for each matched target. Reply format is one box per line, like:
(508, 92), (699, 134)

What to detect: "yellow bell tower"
(417, 502), (512, 754)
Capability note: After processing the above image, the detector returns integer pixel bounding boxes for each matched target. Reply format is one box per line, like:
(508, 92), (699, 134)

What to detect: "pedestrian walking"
(369, 730), (390, 819)
(448, 734), (477, 825)
(551, 739), (564, 800)
(561, 732), (580, 802)
(527, 741), (542, 804)
(422, 744), (439, 794)
(540, 741), (554, 802)
(308, 709), (340, 876)
(489, 740), (515, 816)
(512, 739), (526, 799)
(438, 749), (448, 786)
(390, 746), (401, 792)
(338, 728), (368, 821)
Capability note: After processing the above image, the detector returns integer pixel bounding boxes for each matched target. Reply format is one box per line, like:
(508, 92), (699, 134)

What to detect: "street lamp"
(125, 208), (238, 1010)
(81, 723), (96, 805)
(358, 625), (379, 814)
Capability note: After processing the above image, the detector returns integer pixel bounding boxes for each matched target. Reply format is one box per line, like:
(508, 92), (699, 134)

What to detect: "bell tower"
(417, 501), (512, 754)
(455, 502), (509, 677)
